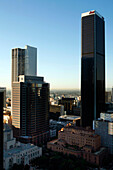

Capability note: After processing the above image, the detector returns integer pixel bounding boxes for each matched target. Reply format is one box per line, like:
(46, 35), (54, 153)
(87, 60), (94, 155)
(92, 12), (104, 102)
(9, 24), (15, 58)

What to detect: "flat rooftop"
(81, 10), (104, 20)
(59, 115), (81, 121)
(4, 143), (39, 158)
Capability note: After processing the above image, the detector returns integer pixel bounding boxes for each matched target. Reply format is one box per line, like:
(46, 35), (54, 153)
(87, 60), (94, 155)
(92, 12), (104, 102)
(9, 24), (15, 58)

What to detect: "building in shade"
(58, 97), (75, 115)
(0, 89), (5, 169)
(47, 126), (107, 166)
(12, 75), (49, 145)
(94, 111), (113, 154)
(0, 87), (6, 107)
(112, 87), (113, 102)
(81, 10), (105, 127)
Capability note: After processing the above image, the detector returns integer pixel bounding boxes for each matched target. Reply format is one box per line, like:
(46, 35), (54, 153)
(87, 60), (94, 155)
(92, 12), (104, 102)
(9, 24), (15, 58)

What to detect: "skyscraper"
(12, 75), (49, 144)
(12, 45), (50, 144)
(81, 10), (105, 127)
(11, 45), (37, 132)
(11, 45), (37, 83)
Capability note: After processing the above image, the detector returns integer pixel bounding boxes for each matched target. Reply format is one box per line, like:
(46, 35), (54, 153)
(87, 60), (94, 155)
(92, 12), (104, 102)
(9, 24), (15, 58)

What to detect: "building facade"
(47, 126), (107, 166)
(58, 126), (101, 151)
(58, 97), (75, 115)
(12, 75), (49, 144)
(11, 45), (37, 120)
(94, 112), (113, 154)
(11, 45), (37, 83)
(3, 124), (42, 170)
(81, 10), (105, 127)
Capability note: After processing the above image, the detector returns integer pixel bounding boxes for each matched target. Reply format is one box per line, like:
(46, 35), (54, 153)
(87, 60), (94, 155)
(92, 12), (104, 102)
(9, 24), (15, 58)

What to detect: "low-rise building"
(58, 126), (100, 151)
(47, 126), (107, 166)
(59, 115), (81, 126)
(3, 124), (42, 170)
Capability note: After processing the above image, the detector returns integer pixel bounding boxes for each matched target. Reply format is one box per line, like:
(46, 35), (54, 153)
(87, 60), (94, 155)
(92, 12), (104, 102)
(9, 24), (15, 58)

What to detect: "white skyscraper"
(11, 45), (37, 83)
(11, 45), (37, 119)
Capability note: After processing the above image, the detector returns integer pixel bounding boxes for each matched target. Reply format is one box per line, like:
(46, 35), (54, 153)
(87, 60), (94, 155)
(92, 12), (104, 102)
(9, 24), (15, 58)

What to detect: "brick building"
(47, 126), (107, 166)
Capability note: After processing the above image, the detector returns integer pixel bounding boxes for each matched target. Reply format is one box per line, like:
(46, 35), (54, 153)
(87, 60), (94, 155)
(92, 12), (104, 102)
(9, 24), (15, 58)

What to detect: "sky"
(0, 0), (113, 90)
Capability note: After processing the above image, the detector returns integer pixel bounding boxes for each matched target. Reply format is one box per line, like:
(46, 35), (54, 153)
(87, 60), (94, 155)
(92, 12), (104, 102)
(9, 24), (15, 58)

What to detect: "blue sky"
(0, 0), (113, 90)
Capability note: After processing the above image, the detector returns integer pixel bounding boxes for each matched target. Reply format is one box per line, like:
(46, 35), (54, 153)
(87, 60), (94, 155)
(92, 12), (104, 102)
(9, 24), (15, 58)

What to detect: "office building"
(81, 10), (105, 127)
(47, 126), (107, 166)
(94, 112), (113, 154)
(58, 97), (75, 114)
(49, 104), (64, 120)
(3, 123), (42, 170)
(11, 45), (37, 83)
(12, 75), (49, 144)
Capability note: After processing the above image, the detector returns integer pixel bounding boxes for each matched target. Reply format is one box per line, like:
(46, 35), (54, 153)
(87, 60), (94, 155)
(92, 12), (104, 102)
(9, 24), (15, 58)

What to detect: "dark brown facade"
(12, 76), (50, 145)
(47, 126), (107, 166)
(59, 98), (75, 114)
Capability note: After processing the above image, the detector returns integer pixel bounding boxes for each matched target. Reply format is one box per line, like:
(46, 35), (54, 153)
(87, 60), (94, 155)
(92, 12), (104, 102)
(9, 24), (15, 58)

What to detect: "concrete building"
(12, 75), (49, 145)
(47, 126), (107, 166)
(3, 123), (42, 170)
(81, 10), (105, 127)
(94, 112), (113, 154)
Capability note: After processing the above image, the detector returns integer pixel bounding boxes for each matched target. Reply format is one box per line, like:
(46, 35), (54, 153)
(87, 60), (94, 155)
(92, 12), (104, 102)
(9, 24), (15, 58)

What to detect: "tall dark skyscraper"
(81, 10), (105, 127)
(12, 75), (49, 144)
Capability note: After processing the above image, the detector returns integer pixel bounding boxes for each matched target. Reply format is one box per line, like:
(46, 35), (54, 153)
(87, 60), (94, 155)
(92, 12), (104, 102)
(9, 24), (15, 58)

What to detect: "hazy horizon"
(0, 0), (113, 90)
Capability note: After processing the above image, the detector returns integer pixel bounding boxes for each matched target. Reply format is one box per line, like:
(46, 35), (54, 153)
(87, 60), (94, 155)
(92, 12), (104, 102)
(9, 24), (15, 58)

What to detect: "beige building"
(58, 126), (100, 151)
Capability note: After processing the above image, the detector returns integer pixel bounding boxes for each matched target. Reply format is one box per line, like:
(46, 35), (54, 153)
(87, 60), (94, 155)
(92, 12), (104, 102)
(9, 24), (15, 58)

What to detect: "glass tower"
(81, 10), (105, 127)
(12, 75), (50, 145)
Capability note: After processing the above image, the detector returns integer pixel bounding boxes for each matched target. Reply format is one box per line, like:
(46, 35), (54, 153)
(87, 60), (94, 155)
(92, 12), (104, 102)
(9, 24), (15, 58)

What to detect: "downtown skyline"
(0, 0), (113, 90)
